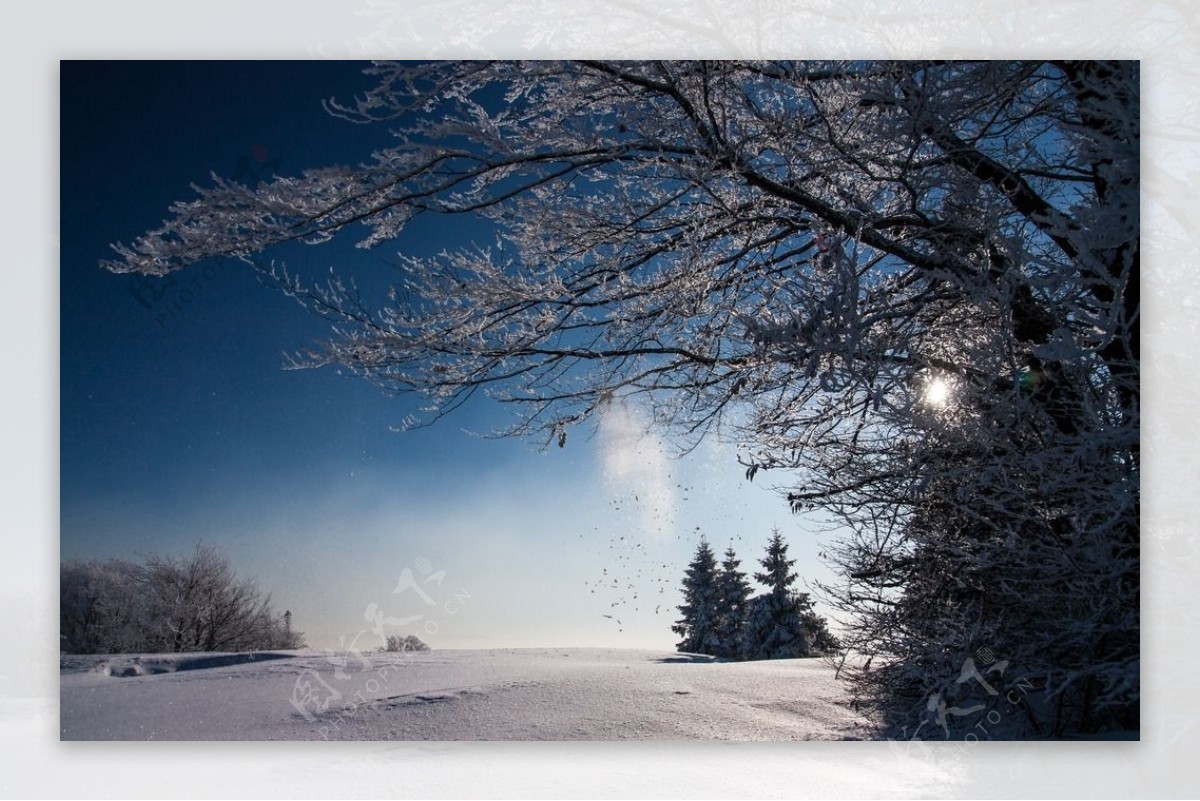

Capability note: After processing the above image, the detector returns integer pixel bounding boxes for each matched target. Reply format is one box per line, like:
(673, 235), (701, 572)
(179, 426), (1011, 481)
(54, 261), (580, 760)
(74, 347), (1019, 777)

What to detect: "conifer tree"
(742, 529), (809, 660)
(713, 545), (753, 659)
(672, 539), (721, 655)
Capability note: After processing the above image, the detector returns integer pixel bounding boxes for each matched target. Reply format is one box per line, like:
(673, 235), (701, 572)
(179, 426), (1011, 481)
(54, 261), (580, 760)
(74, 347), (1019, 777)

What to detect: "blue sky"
(60, 60), (841, 651)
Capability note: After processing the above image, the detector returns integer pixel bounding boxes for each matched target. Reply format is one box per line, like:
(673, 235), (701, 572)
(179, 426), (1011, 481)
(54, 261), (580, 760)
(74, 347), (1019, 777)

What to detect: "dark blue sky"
(62, 61), (405, 503)
(59, 61), (832, 650)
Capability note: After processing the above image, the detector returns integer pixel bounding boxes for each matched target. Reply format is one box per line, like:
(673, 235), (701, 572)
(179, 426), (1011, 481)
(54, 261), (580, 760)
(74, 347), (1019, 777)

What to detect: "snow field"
(60, 647), (877, 742)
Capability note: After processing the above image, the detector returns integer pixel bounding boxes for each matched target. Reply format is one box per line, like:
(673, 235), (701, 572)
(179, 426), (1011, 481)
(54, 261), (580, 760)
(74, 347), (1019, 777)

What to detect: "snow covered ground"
(60, 647), (878, 742)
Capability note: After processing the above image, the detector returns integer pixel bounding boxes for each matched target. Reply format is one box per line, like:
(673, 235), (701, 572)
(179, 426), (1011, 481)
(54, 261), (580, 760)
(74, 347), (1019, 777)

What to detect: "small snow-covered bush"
(384, 634), (430, 653)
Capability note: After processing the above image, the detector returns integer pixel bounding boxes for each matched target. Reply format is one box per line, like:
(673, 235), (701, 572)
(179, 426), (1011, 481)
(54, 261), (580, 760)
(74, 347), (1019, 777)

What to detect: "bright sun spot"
(924, 376), (953, 408)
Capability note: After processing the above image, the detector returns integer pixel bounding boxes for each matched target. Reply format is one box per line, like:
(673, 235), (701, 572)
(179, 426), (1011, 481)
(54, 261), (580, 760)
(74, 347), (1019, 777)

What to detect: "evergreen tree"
(741, 529), (809, 660)
(671, 539), (721, 655)
(712, 546), (753, 659)
(756, 530), (798, 597)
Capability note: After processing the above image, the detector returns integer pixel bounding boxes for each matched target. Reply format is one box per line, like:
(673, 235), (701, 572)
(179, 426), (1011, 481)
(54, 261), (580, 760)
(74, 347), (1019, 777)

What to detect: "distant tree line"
(673, 529), (839, 660)
(60, 542), (305, 654)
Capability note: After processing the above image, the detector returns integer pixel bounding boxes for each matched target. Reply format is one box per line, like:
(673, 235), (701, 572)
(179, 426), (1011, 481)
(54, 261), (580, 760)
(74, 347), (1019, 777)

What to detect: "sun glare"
(923, 376), (953, 408)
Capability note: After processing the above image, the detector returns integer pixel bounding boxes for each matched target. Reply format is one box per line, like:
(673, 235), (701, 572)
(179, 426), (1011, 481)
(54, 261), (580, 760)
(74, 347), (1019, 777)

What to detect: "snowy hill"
(60, 647), (876, 741)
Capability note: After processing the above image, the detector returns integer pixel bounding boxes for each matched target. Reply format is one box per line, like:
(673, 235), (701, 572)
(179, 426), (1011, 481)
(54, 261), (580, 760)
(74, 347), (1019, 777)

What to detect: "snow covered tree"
(712, 545), (753, 659)
(60, 559), (147, 654)
(60, 544), (304, 654)
(385, 634), (430, 652)
(741, 530), (806, 660)
(100, 61), (1138, 736)
(672, 539), (722, 655)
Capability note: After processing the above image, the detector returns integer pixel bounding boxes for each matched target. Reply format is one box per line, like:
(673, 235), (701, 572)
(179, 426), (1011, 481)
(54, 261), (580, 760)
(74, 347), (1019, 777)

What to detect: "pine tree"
(712, 546), (753, 659)
(671, 539), (721, 655)
(741, 529), (809, 660)
(739, 529), (842, 659)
